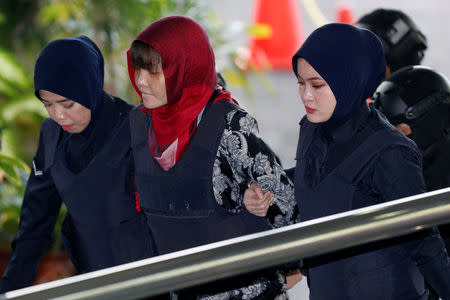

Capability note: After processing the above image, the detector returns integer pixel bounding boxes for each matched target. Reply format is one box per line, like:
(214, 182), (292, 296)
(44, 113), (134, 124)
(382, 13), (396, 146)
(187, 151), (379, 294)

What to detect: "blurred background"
(0, 0), (448, 297)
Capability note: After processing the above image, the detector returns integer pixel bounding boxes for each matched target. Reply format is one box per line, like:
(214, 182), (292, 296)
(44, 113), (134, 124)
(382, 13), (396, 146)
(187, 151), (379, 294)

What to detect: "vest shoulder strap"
(194, 99), (238, 153)
(129, 106), (149, 149)
(337, 128), (414, 183)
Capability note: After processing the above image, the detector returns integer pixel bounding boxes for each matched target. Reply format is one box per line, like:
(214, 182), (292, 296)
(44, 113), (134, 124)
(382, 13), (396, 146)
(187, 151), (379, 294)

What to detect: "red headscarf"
(127, 16), (232, 165)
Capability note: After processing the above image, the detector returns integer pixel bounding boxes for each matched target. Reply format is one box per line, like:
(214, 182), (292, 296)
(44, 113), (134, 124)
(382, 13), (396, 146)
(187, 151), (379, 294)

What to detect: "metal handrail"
(1, 188), (450, 300)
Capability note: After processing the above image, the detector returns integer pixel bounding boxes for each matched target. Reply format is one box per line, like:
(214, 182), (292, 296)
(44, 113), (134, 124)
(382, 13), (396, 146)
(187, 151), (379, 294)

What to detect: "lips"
(305, 106), (316, 114)
(61, 124), (74, 131)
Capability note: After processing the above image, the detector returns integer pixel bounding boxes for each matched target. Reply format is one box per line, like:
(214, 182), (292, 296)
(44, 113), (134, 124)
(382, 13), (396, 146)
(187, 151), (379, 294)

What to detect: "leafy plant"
(0, 153), (29, 187)
(0, 46), (60, 248)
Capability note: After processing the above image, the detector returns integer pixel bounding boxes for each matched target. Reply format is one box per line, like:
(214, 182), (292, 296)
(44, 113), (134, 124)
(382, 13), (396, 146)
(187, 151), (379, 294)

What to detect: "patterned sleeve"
(213, 108), (299, 228)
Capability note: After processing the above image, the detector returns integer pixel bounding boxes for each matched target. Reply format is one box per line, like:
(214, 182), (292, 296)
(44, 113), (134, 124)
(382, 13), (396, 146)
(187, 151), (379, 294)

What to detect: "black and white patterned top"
(213, 108), (299, 227)
(191, 107), (299, 300)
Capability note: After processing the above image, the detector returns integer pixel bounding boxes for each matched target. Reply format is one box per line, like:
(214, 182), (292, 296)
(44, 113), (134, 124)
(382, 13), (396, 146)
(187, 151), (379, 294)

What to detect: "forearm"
(0, 236), (52, 292)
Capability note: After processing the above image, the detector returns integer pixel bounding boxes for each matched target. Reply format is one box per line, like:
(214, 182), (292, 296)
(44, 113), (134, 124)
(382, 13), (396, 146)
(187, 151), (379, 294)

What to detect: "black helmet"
(356, 9), (427, 72)
(371, 65), (450, 149)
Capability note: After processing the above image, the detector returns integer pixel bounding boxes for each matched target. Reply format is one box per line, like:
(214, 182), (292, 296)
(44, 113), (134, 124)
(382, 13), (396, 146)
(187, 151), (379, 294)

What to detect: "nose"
(301, 85), (314, 103)
(136, 70), (148, 88)
(54, 106), (66, 120)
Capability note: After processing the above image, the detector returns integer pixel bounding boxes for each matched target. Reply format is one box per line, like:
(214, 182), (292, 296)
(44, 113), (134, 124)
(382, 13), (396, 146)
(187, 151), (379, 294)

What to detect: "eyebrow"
(297, 76), (324, 81)
(41, 98), (72, 103)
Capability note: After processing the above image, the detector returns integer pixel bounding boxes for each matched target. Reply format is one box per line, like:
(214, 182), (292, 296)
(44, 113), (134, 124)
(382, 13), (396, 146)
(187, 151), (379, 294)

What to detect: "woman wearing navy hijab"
(0, 36), (154, 292)
(247, 23), (450, 299)
(292, 23), (450, 300)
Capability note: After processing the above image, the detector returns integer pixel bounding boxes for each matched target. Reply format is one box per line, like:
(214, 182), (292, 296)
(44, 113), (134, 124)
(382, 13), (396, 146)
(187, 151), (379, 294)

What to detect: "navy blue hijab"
(34, 35), (105, 128)
(34, 36), (109, 173)
(292, 23), (386, 127)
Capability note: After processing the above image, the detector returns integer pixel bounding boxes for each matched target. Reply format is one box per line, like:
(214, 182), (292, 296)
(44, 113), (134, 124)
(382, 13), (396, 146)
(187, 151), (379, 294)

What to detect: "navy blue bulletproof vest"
(294, 110), (427, 300)
(130, 99), (271, 255)
(41, 111), (154, 273)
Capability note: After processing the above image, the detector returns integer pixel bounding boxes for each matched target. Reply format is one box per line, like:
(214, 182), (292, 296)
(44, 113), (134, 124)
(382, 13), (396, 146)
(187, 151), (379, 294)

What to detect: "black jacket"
(0, 95), (154, 292)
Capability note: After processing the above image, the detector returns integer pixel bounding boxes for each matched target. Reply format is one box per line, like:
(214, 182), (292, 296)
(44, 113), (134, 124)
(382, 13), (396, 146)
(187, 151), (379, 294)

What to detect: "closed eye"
(41, 101), (51, 108)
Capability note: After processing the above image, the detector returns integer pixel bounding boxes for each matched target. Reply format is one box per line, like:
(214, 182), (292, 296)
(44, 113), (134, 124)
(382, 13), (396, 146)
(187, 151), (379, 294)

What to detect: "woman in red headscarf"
(127, 16), (299, 299)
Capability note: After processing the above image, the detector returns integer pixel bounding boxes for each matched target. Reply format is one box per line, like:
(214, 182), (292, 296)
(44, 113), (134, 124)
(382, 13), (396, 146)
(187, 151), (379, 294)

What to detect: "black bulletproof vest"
(42, 115), (154, 273)
(130, 100), (271, 255)
(294, 110), (426, 300)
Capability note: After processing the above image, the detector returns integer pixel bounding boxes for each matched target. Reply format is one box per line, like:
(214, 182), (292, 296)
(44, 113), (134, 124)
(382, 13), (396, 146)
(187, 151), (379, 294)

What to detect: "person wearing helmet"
(356, 8), (427, 78)
(371, 65), (450, 300)
(371, 65), (450, 247)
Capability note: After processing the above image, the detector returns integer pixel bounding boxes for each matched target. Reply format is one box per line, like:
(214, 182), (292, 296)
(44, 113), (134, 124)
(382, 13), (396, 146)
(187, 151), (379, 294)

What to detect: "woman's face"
(134, 64), (167, 109)
(39, 90), (91, 133)
(296, 58), (337, 123)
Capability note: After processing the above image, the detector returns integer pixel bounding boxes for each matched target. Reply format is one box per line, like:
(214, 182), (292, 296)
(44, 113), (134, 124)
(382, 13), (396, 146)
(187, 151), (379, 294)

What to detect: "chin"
(306, 115), (321, 123)
(69, 128), (82, 134)
(142, 99), (156, 109)
(306, 113), (331, 124)
(142, 97), (164, 109)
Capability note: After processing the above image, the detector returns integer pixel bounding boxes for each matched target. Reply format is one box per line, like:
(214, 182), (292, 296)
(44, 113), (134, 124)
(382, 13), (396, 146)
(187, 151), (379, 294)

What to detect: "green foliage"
(0, 153), (30, 187)
(0, 45), (48, 246)
(0, 46), (47, 163)
(0, 168), (26, 241)
(0, 48), (31, 97)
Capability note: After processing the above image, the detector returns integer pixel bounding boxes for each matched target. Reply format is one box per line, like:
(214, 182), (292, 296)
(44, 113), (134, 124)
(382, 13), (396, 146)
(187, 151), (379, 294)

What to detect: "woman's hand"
(243, 183), (274, 217)
(286, 269), (303, 289)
